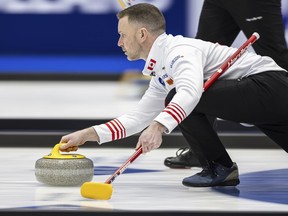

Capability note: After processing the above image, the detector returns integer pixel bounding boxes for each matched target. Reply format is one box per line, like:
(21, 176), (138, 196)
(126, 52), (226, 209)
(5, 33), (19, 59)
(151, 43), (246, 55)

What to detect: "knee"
(165, 88), (176, 106)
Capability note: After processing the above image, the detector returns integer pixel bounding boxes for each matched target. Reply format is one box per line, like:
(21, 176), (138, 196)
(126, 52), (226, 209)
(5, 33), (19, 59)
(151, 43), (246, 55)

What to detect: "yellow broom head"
(81, 182), (113, 200)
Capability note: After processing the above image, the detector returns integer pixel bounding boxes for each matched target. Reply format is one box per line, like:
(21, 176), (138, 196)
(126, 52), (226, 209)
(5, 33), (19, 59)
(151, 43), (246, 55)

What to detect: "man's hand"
(136, 121), (166, 153)
(59, 127), (99, 152)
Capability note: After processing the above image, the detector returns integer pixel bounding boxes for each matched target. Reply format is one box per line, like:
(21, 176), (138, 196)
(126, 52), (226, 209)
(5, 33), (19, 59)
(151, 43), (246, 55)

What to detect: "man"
(60, 3), (288, 187)
(165, 0), (288, 169)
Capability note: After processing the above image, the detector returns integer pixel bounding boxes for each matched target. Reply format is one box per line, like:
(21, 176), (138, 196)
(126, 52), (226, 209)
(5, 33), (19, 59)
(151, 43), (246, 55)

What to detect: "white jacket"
(94, 33), (285, 144)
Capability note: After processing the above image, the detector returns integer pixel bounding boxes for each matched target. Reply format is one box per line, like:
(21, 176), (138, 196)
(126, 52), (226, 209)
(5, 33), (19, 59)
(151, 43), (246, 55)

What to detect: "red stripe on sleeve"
(163, 110), (180, 124)
(105, 122), (115, 141)
(166, 106), (184, 122)
(115, 119), (126, 138)
(170, 102), (186, 118)
(109, 120), (120, 140)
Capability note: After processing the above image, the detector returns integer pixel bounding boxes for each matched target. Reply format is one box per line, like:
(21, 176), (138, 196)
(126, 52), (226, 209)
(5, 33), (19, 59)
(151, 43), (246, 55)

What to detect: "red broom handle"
(203, 32), (260, 91)
(105, 147), (143, 184)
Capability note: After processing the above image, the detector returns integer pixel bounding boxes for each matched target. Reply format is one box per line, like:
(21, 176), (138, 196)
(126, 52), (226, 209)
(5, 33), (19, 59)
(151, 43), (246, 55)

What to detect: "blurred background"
(0, 0), (287, 147)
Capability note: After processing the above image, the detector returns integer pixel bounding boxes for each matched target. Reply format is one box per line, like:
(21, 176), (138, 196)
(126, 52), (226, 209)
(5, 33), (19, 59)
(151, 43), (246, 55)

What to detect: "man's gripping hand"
(59, 127), (99, 152)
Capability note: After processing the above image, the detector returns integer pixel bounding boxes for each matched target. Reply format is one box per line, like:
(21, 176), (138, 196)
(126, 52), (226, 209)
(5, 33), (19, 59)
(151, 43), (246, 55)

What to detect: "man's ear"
(138, 28), (148, 42)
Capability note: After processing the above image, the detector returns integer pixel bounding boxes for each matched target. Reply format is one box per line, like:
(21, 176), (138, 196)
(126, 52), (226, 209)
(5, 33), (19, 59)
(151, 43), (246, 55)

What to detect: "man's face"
(118, 16), (142, 61)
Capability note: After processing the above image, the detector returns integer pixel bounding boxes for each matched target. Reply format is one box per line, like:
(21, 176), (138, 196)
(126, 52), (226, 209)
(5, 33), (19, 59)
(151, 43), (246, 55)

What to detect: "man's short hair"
(117, 3), (166, 35)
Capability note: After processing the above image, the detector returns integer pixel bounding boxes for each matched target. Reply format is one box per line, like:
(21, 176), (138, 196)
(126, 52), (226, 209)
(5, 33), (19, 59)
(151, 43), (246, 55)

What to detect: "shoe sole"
(182, 179), (240, 187)
(164, 162), (193, 169)
(164, 161), (201, 169)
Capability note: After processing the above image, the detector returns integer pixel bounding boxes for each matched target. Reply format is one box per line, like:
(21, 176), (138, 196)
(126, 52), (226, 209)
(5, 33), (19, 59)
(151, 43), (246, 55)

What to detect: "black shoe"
(182, 162), (240, 187)
(164, 147), (201, 169)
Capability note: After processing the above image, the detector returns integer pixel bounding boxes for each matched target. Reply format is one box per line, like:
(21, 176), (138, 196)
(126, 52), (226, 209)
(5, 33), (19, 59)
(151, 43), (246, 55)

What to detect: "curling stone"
(35, 144), (94, 186)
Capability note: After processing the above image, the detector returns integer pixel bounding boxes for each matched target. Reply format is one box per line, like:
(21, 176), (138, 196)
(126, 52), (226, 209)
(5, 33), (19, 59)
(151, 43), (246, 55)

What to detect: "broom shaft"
(203, 32), (259, 91)
(105, 147), (142, 184)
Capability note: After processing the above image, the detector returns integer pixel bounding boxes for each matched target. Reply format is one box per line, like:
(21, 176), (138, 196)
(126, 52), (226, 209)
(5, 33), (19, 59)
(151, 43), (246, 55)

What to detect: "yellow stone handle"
(43, 143), (85, 159)
(51, 143), (64, 157)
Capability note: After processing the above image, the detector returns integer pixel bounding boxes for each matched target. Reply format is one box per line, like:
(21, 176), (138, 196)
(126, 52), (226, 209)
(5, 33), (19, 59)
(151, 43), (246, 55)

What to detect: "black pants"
(165, 71), (288, 165)
(196, 0), (288, 71)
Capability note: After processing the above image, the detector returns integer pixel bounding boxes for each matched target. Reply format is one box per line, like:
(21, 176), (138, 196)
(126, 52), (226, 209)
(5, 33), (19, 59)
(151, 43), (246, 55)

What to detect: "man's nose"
(118, 38), (123, 47)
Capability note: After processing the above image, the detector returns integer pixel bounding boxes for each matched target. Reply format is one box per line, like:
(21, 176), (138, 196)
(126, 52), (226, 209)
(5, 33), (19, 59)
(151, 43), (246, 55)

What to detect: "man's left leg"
(164, 89), (216, 169)
(181, 72), (288, 187)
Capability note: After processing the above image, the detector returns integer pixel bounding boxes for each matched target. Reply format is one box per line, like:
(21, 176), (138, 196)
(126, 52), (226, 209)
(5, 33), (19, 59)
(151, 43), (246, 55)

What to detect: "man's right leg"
(174, 107), (238, 187)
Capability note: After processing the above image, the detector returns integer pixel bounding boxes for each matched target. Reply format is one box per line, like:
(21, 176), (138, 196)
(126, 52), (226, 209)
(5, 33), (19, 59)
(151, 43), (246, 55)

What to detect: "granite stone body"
(35, 157), (94, 186)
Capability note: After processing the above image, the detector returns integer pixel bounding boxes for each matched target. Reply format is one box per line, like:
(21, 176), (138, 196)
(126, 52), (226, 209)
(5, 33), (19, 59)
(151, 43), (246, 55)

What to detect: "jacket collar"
(142, 33), (167, 76)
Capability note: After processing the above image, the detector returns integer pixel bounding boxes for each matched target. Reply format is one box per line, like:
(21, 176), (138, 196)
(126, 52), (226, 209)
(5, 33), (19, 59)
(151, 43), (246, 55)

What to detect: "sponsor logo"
(246, 16), (263, 22)
(227, 43), (250, 68)
(158, 77), (165, 87)
(161, 73), (168, 79)
(166, 78), (174, 85)
(170, 55), (184, 68)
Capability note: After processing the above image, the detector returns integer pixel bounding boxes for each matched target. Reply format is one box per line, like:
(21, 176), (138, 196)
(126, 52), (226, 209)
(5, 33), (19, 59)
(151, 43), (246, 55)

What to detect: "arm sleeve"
(154, 46), (205, 133)
(93, 81), (167, 144)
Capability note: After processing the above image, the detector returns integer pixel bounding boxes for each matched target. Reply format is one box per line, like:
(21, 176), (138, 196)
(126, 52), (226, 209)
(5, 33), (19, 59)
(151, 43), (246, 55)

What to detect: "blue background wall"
(0, 0), (189, 74)
(0, 0), (187, 55)
(0, 0), (287, 74)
